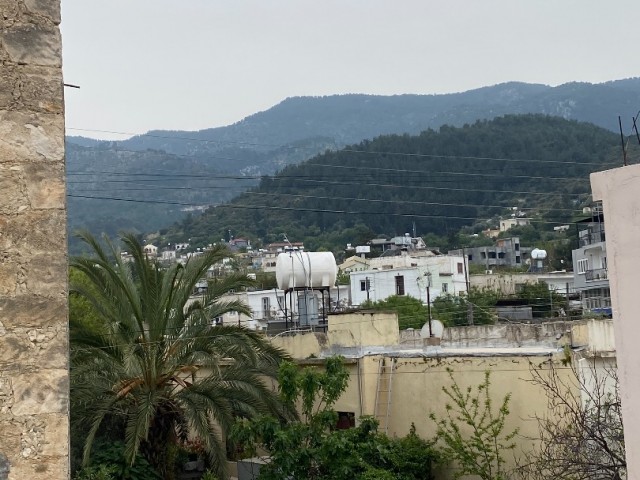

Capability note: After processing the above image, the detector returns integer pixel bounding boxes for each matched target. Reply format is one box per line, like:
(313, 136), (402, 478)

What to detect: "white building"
(349, 254), (468, 306)
(217, 285), (351, 330)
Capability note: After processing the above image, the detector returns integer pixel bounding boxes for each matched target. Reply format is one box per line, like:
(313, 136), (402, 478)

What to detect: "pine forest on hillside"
(165, 115), (636, 252)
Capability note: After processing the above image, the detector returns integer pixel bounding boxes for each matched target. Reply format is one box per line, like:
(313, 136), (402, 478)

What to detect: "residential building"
(349, 254), (467, 306)
(592, 163), (640, 476)
(268, 312), (615, 475)
(451, 236), (532, 269)
(367, 234), (433, 254)
(500, 217), (531, 232)
(338, 255), (370, 273)
(228, 237), (251, 251)
(215, 285), (350, 330)
(143, 243), (158, 257)
(571, 203), (610, 315)
(470, 271), (575, 296)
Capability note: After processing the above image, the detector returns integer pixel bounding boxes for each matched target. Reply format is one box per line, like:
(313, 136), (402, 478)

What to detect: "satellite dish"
(420, 320), (444, 339)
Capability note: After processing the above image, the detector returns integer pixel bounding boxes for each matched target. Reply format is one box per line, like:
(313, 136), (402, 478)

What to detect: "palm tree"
(70, 232), (289, 478)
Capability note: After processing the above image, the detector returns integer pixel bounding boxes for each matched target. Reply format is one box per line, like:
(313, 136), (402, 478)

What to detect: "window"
(360, 278), (370, 292)
(468, 254), (473, 261)
(395, 275), (405, 296)
(481, 252), (487, 259)
(262, 297), (270, 315)
(336, 412), (355, 430)
(457, 262), (463, 274)
(515, 243), (520, 251)
(577, 258), (589, 274)
(515, 255), (521, 263)
(442, 283), (448, 293)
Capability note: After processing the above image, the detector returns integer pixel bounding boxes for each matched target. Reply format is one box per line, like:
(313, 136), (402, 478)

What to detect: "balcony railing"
(579, 231), (605, 247)
(585, 268), (608, 282)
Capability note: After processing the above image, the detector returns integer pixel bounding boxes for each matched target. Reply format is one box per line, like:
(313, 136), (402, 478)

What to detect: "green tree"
(432, 287), (498, 326)
(233, 357), (438, 480)
(430, 369), (518, 480)
(361, 295), (428, 329)
(70, 232), (288, 478)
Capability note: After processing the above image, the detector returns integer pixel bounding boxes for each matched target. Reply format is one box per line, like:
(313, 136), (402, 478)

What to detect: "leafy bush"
(87, 441), (161, 480)
(361, 295), (428, 329)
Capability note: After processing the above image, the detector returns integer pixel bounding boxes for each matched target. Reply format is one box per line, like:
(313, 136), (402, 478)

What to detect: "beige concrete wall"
(270, 332), (328, 359)
(327, 311), (400, 347)
(592, 164), (640, 478)
(570, 318), (616, 355)
(330, 355), (573, 476)
(0, 1), (69, 478)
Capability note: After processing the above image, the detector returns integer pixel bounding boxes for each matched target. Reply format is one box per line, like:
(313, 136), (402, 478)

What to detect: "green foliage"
(69, 267), (105, 335)
(70, 232), (288, 479)
(79, 441), (160, 480)
(516, 281), (565, 317)
(166, 115), (622, 254)
(73, 464), (117, 480)
(361, 295), (428, 330)
(432, 287), (498, 326)
(200, 471), (217, 480)
(430, 369), (518, 480)
(233, 358), (438, 479)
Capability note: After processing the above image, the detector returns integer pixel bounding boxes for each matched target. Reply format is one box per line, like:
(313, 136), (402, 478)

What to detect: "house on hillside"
(367, 234), (433, 254)
(349, 253), (467, 306)
(572, 203), (610, 315)
(450, 236), (532, 270)
(500, 217), (531, 232)
(338, 255), (370, 273)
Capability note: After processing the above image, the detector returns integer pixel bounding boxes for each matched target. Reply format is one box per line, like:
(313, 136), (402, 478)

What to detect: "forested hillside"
(67, 79), (640, 250)
(164, 115), (636, 251)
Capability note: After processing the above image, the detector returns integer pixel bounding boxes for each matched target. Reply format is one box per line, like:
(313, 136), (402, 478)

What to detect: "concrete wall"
(592, 164), (640, 478)
(0, 1), (68, 478)
(327, 311), (400, 349)
(470, 272), (574, 296)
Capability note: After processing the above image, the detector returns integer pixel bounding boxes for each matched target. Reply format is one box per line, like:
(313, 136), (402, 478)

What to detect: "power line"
(68, 188), (586, 213)
(66, 194), (584, 224)
(66, 126), (618, 167)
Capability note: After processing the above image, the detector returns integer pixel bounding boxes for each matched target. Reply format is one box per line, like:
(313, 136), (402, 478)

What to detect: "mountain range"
(66, 79), (640, 251)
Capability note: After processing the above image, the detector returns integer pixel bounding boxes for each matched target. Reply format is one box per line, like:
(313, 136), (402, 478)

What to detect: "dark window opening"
(395, 275), (405, 296)
(336, 412), (356, 430)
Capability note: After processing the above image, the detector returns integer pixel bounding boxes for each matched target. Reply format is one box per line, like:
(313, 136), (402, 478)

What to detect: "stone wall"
(0, 1), (69, 479)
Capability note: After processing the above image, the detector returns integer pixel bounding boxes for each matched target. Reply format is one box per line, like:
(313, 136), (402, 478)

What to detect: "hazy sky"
(61, 0), (640, 140)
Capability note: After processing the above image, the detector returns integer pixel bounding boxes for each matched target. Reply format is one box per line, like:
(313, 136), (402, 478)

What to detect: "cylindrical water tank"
(531, 248), (547, 260)
(275, 251), (338, 290)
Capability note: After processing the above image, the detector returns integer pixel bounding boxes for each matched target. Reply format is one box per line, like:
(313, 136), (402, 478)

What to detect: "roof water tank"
(276, 252), (338, 290)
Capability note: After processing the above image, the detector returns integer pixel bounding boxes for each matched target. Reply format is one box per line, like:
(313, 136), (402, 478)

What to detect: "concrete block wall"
(0, 0), (69, 478)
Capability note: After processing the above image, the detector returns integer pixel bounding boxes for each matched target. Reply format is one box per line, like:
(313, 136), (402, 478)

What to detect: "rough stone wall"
(0, 0), (69, 478)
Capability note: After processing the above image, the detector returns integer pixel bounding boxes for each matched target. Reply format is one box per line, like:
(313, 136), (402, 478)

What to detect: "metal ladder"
(374, 357), (395, 434)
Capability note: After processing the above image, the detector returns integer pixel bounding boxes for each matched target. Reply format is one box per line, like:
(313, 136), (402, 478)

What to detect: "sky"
(61, 0), (640, 140)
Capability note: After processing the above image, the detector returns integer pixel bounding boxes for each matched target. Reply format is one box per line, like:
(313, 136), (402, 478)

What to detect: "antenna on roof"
(618, 116), (628, 166)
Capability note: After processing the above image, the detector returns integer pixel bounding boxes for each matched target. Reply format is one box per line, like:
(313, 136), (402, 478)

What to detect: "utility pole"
(425, 271), (433, 337)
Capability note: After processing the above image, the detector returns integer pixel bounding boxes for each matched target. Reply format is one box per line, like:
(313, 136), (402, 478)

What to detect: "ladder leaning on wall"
(374, 357), (396, 434)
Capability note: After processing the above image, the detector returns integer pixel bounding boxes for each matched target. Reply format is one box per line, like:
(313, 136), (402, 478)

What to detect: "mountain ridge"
(66, 79), (640, 251)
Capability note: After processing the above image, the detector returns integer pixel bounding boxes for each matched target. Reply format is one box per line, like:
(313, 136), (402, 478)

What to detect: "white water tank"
(275, 252), (338, 290)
